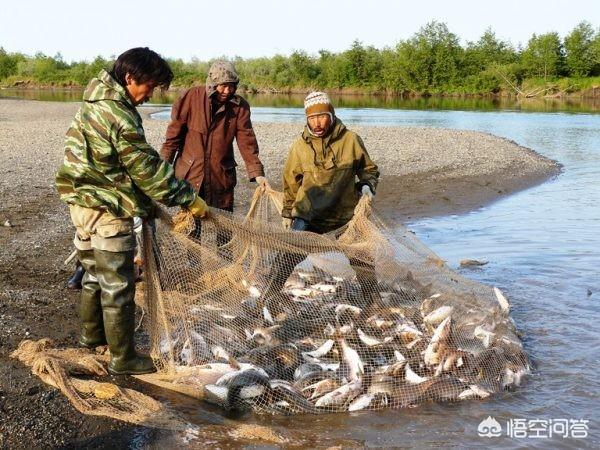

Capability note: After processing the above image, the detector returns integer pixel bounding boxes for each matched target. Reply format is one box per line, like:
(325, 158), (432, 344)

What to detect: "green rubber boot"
(94, 249), (156, 375)
(77, 249), (107, 348)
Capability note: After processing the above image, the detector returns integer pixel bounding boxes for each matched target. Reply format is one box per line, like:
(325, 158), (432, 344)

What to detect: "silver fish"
(204, 369), (270, 410)
(338, 338), (364, 382)
(424, 316), (452, 366)
(348, 392), (389, 411)
(423, 306), (454, 326)
(315, 379), (362, 408)
(302, 339), (335, 360)
(179, 339), (194, 365)
(366, 316), (395, 330)
(303, 378), (340, 400)
(334, 304), (362, 318)
(211, 345), (230, 361)
(312, 283), (337, 294)
(405, 363), (429, 384)
(175, 362), (237, 386)
(357, 328), (393, 347)
(474, 325), (495, 348)
(458, 384), (491, 400)
(493, 287), (510, 313)
(241, 279), (261, 298)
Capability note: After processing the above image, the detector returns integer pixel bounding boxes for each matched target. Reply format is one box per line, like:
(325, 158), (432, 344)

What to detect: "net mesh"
(9, 339), (196, 432)
(136, 187), (530, 414)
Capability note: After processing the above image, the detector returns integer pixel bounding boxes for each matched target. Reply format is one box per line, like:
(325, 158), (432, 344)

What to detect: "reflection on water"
(1, 88), (599, 113)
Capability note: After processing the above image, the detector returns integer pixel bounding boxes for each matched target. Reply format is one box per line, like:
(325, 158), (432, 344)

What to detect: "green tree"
(393, 21), (463, 93)
(289, 50), (319, 86)
(271, 54), (294, 88)
(591, 29), (600, 75)
(521, 32), (566, 80)
(564, 21), (596, 77)
(0, 47), (23, 80)
(463, 28), (516, 74)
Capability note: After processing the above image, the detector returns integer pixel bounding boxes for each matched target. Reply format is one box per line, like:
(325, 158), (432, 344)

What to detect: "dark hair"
(110, 47), (173, 89)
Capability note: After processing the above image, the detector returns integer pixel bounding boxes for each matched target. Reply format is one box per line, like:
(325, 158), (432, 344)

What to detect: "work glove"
(361, 184), (374, 200)
(282, 217), (293, 230)
(187, 193), (209, 218)
(255, 176), (270, 189)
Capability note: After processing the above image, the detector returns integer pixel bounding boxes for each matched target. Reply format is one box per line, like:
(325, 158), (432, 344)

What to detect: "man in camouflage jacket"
(56, 48), (208, 375)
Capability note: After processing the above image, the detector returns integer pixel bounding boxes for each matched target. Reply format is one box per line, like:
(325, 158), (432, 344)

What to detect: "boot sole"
(79, 340), (108, 349)
(108, 367), (157, 376)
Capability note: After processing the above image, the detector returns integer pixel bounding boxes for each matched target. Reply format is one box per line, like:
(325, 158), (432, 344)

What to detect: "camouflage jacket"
(282, 118), (379, 232)
(55, 70), (195, 218)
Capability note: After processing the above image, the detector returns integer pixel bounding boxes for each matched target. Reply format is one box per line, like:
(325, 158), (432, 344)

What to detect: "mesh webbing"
(137, 188), (529, 414)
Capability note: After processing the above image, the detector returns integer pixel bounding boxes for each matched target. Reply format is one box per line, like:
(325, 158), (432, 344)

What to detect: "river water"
(4, 89), (598, 447)
(148, 106), (600, 448)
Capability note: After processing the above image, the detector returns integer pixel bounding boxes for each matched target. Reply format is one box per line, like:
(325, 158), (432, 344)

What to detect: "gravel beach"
(0, 99), (559, 448)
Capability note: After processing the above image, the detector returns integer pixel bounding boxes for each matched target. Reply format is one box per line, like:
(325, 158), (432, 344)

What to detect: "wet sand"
(0, 99), (559, 448)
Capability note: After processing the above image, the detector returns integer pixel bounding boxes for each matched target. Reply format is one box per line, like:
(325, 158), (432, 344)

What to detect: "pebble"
(3, 220), (12, 227)
(26, 386), (40, 396)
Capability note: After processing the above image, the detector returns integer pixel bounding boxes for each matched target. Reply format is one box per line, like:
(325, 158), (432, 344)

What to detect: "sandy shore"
(0, 99), (559, 448)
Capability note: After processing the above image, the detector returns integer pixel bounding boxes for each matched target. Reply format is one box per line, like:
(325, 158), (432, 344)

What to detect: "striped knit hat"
(304, 91), (334, 117)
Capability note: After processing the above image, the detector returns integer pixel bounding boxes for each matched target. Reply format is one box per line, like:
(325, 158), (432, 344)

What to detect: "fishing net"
(12, 187), (529, 424)
(9, 339), (197, 433)
(134, 187), (530, 414)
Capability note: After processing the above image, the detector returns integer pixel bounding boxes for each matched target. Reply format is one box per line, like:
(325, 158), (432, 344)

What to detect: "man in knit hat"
(161, 61), (268, 245)
(281, 91), (379, 231)
(261, 91), (380, 310)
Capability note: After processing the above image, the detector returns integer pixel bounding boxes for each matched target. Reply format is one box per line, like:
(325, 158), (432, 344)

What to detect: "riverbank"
(0, 99), (559, 448)
(3, 78), (599, 99)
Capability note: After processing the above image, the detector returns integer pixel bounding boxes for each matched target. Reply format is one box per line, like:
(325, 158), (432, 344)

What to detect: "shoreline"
(0, 99), (559, 448)
(2, 84), (599, 100)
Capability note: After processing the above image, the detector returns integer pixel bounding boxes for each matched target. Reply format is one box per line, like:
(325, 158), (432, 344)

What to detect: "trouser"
(69, 205), (138, 358)
(262, 218), (379, 308)
(190, 204), (233, 261)
(71, 216), (144, 286)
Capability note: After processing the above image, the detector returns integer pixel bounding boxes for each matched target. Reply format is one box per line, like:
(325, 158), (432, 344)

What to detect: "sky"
(1, 0), (599, 62)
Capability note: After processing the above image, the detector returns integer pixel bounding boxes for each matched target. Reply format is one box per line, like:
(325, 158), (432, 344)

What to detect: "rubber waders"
(94, 248), (156, 375)
(77, 249), (107, 347)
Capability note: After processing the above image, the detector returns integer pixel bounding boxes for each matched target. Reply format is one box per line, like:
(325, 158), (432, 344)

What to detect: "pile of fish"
(160, 269), (530, 414)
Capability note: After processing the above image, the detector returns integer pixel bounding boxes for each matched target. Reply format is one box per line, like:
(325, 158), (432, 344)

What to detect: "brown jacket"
(161, 86), (264, 210)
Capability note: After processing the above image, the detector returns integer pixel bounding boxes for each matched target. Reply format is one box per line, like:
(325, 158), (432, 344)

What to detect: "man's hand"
(282, 217), (293, 230)
(255, 176), (270, 189)
(187, 193), (209, 218)
(361, 184), (374, 200)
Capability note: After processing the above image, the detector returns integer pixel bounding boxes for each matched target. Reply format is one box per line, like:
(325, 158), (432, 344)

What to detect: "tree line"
(1, 21), (599, 95)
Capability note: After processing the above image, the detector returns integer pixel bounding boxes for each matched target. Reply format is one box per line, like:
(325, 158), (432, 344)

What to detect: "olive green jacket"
(56, 70), (195, 218)
(282, 118), (379, 231)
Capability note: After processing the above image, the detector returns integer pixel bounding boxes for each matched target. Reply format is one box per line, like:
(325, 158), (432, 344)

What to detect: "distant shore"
(2, 83), (599, 99)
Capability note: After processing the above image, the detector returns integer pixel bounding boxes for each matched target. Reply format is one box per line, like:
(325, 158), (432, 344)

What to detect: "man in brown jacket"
(161, 61), (268, 245)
